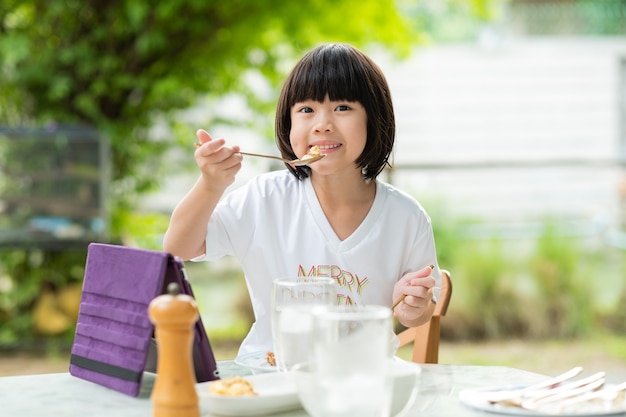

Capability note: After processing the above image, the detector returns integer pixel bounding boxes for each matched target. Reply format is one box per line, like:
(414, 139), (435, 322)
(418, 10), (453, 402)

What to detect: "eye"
(297, 106), (314, 113)
(336, 104), (350, 111)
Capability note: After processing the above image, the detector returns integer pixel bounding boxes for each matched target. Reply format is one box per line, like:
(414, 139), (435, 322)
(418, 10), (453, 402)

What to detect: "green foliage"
(0, 0), (417, 234)
(603, 290), (626, 334)
(454, 239), (528, 339)
(0, 0), (496, 238)
(528, 221), (594, 338)
(510, 0), (626, 36)
(0, 249), (86, 346)
(401, 0), (507, 43)
(437, 216), (622, 341)
(420, 199), (610, 340)
(117, 211), (171, 250)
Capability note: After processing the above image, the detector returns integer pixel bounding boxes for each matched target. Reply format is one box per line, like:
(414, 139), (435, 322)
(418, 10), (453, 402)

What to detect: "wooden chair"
(397, 269), (452, 364)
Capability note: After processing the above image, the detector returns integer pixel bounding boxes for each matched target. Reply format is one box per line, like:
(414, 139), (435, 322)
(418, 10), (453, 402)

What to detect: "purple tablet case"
(69, 243), (220, 396)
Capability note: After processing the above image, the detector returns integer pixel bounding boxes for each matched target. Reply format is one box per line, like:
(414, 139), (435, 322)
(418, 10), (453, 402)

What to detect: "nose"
(313, 111), (334, 133)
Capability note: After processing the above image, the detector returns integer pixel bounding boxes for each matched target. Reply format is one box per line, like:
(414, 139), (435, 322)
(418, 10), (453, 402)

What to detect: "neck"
(311, 172), (376, 206)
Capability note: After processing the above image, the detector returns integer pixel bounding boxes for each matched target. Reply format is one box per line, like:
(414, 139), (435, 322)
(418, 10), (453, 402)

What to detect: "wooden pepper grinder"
(148, 282), (200, 417)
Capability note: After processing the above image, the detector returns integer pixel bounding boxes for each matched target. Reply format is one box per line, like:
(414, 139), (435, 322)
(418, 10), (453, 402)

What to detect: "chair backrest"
(396, 269), (452, 364)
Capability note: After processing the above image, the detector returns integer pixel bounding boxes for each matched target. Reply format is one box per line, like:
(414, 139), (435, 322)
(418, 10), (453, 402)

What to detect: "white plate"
(197, 372), (300, 416)
(234, 351), (278, 374)
(459, 385), (626, 416)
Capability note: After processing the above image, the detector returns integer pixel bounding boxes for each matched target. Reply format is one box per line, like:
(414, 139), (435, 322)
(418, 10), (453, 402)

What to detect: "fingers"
(192, 130), (242, 190)
(401, 284), (433, 308)
(403, 264), (435, 290)
(196, 129), (213, 145)
(194, 130), (239, 163)
(395, 265), (436, 309)
(415, 264), (435, 278)
(195, 129), (225, 155)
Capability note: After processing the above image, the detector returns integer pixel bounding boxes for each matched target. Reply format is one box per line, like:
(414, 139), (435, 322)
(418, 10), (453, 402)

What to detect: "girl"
(163, 42), (441, 357)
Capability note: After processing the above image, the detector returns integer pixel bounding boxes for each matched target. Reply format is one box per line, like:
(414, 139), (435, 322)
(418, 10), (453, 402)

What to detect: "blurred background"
(1, 0), (625, 379)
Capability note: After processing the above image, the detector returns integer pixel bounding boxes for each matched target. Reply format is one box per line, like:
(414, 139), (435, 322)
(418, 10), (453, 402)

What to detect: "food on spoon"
(266, 351), (276, 367)
(300, 145), (321, 160)
(209, 376), (258, 396)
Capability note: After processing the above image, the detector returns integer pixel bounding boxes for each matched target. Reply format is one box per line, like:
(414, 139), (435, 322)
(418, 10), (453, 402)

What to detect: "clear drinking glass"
(270, 277), (337, 372)
(300, 305), (394, 417)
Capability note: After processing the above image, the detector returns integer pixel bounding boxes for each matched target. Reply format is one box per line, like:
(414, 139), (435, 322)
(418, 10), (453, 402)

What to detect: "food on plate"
(266, 351), (276, 367)
(301, 145), (321, 160)
(209, 377), (258, 396)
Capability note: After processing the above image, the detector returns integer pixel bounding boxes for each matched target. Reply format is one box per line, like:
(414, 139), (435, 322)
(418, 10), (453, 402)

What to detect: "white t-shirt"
(198, 170), (440, 356)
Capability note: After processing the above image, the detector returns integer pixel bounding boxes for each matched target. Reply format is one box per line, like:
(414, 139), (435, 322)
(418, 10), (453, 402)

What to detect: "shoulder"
(377, 181), (431, 222)
(248, 170), (301, 194)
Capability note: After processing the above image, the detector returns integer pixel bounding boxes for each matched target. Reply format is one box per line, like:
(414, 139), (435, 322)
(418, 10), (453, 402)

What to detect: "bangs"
(275, 43), (395, 181)
(285, 44), (370, 105)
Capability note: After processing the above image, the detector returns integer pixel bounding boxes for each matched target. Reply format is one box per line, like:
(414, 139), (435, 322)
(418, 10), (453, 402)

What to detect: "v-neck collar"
(303, 178), (386, 252)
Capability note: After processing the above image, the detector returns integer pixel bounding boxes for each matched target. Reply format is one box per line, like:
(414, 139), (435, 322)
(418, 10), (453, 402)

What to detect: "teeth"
(316, 144), (340, 150)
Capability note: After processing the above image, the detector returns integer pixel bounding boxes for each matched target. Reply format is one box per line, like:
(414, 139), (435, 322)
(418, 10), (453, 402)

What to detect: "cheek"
(355, 125), (368, 149)
(287, 130), (301, 153)
(290, 118), (304, 131)
(289, 123), (307, 143)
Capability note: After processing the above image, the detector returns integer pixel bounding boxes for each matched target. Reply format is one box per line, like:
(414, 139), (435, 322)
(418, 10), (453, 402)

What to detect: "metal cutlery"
(238, 151), (325, 166)
(547, 381), (626, 413)
(520, 372), (606, 410)
(485, 366), (584, 406)
(194, 143), (325, 166)
(482, 367), (626, 415)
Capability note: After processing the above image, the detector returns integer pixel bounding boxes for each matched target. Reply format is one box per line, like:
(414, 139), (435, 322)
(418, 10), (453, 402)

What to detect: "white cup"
(270, 277), (337, 372)
(297, 305), (396, 417)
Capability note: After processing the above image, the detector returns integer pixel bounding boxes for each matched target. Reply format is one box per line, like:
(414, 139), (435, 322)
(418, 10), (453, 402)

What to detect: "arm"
(162, 129), (242, 260)
(392, 265), (437, 328)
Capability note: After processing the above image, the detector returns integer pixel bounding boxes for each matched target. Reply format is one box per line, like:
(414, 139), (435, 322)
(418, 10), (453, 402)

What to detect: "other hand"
(392, 265), (436, 326)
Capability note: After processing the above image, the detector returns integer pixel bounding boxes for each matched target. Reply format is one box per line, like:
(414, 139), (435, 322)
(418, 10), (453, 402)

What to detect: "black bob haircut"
(275, 43), (395, 180)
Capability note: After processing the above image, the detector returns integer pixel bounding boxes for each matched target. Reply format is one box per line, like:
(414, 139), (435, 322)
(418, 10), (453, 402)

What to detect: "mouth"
(312, 144), (341, 154)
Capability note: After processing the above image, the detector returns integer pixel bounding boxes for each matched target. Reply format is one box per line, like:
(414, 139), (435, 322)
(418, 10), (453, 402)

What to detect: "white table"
(0, 361), (546, 416)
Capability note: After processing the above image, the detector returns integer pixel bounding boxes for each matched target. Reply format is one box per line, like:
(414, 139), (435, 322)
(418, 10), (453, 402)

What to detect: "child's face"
(289, 95), (367, 174)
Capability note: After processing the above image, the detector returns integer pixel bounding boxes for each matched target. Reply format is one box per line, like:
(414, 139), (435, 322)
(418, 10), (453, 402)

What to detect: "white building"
(378, 36), (626, 244)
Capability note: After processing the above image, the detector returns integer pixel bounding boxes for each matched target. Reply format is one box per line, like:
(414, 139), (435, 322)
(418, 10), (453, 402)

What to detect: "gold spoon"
(194, 143), (325, 166)
(238, 151), (325, 166)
